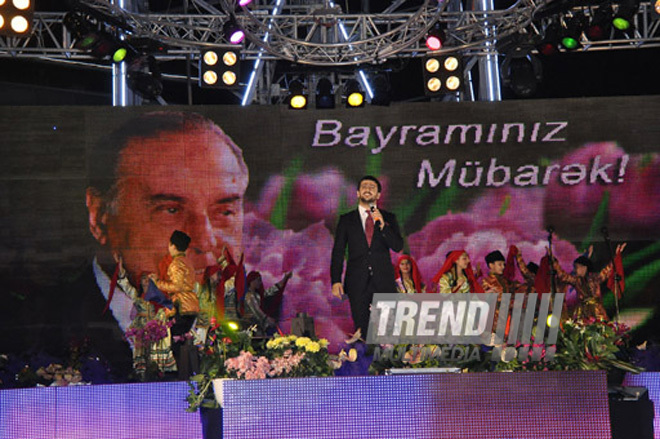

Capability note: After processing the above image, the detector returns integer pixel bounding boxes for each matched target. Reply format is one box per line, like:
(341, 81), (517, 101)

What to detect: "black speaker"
(609, 386), (655, 439)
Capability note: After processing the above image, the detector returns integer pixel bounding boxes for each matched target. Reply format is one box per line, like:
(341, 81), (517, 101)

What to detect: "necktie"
(365, 213), (374, 247)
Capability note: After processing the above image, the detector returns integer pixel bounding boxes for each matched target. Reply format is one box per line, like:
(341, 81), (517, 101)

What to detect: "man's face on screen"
(94, 127), (247, 283)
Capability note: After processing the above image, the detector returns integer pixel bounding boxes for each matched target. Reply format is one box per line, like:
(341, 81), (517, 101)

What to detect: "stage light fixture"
(425, 26), (445, 51)
(288, 79), (307, 109)
(560, 14), (586, 50)
(127, 55), (163, 101)
(224, 19), (245, 44)
(537, 22), (560, 56)
(238, 0), (252, 6)
(0, 0), (32, 36)
(344, 79), (364, 107)
(315, 77), (335, 109)
(501, 50), (543, 98)
(654, 0), (660, 19)
(422, 54), (463, 96)
(612, 0), (639, 32)
(199, 48), (241, 88)
(587, 4), (613, 40)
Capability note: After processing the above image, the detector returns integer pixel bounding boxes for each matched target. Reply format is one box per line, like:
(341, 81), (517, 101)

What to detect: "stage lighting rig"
(315, 77), (335, 109)
(612, 0), (639, 33)
(587, 3), (614, 41)
(560, 13), (586, 50)
(288, 79), (307, 109)
(199, 48), (241, 88)
(344, 79), (364, 107)
(501, 44), (542, 98)
(422, 54), (463, 96)
(0, 0), (33, 36)
(425, 24), (446, 51)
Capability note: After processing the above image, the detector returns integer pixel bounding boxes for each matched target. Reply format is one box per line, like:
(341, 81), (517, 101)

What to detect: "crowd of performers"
(119, 230), (291, 378)
(393, 243), (627, 323)
(129, 230), (625, 378)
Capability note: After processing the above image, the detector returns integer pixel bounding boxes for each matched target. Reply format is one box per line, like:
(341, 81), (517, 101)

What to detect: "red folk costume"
(553, 251), (624, 321)
(432, 250), (485, 294)
(394, 254), (425, 294)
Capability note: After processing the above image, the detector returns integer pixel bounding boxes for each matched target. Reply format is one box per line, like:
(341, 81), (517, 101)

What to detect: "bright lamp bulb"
(425, 58), (440, 73)
(444, 56), (459, 72)
(13, 0), (30, 9)
(222, 51), (237, 66)
(11, 15), (29, 33)
(203, 71), (218, 85)
(427, 77), (441, 92)
(203, 51), (219, 66)
(222, 71), (237, 86)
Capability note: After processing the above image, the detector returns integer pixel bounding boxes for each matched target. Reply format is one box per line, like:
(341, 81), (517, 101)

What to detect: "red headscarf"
(394, 254), (424, 293)
(203, 248), (245, 319)
(431, 250), (485, 294)
(534, 255), (551, 295)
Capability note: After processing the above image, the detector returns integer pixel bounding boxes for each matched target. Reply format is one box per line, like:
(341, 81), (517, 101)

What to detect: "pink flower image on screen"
(544, 142), (660, 239)
(250, 168), (390, 231)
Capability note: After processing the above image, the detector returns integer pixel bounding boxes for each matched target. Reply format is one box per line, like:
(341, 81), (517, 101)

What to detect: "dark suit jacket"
(331, 208), (403, 297)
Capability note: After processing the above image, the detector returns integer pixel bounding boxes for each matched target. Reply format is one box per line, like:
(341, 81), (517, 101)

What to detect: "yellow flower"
(318, 338), (329, 348)
(295, 337), (311, 347)
(305, 341), (321, 353)
(287, 335), (297, 342)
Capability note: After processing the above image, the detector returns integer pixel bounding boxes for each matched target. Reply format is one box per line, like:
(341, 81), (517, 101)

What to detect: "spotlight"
(199, 48), (241, 88)
(315, 77), (335, 109)
(587, 4), (613, 40)
(612, 0), (638, 33)
(425, 25), (445, 51)
(653, 0), (660, 19)
(560, 14), (586, 50)
(344, 79), (364, 107)
(501, 48), (542, 98)
(224, 19), (245, 44)
(288, 79), (307, 109)
(127, 55), (163, 101)
(422, 54), (463, 96)
(0, 0), (33, 36)
(537, 22), (560, 56)
(237, 0), (252, 6)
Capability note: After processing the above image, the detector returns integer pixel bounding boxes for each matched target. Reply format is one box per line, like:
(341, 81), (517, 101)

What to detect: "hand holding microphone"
(369, 204), (384, 230)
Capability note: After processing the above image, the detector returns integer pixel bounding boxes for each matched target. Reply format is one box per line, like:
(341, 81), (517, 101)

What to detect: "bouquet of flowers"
(187, 322), (334, 411)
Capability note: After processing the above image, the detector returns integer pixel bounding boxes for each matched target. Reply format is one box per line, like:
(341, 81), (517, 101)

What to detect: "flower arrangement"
(370, 318), (643, 375)
(187, 322), (335, 412)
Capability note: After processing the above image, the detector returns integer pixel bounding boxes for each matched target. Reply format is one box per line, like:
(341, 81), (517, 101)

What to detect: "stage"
(1, 371), (657, 439)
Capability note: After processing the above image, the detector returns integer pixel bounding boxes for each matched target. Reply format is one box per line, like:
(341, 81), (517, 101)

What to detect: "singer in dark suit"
(331, 176), (404, 338)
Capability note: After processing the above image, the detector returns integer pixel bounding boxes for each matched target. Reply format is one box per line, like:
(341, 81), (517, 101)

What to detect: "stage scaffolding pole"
(111, 0), (141, 106)
(475, 0), (502, 101)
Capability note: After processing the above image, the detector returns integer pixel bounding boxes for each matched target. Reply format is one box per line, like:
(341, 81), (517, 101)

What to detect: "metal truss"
(0, 0), (547, 64)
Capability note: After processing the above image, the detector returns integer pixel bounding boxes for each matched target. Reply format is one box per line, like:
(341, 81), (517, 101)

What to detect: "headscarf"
(431, 250), (485, 294)
(394, 254), (424, 293)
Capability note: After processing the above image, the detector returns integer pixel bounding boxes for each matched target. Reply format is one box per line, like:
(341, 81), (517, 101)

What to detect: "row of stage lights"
(287, 78), (369, 109)
(537, 0), (658, 55)
(0, 0), (32, 36)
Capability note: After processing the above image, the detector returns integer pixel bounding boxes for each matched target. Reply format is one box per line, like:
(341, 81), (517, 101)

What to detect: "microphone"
(370, 204), (382, 228)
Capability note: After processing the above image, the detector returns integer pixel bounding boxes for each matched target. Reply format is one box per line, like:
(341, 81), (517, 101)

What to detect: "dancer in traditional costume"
(394, 254), (426, 294)
(552, 243), (626, 321)
(432, 250), (485, 294)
